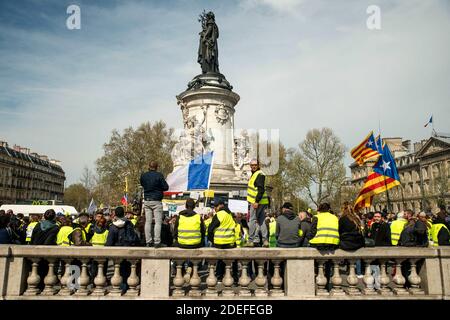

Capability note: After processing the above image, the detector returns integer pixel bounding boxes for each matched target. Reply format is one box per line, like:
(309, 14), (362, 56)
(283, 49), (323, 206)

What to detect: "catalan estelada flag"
(351, 131), (381, 165)
(354, 142), (401, 209)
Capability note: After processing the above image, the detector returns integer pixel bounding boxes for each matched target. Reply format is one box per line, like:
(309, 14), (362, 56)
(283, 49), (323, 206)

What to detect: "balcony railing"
(0, 246), (449, 300)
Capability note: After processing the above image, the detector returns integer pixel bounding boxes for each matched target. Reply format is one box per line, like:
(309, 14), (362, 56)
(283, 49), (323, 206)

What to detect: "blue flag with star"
(373, 143), (400, 181)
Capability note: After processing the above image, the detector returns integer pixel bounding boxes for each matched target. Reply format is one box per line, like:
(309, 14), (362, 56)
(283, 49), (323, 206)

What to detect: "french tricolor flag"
(165, 151), (214, 194)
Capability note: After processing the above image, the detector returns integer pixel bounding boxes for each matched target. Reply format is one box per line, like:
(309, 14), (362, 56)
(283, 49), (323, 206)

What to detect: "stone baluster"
(74, 259), (91, 296)
(92, 259), (107, 296)
(254, 260), (268, 297)
(270, 260), (284, 297)
(330, 260), (345, 296)
(42, 259), (58, 295)
(188, 260), (202, 297)
(125, 259), (140, 296)
(58, 260), (74, 296)
(24, 258), (41, 296)
(183, 265), (192, 286)
(362, 259), (377, 295)
(392, 259), (409, 295)
(172, 260), (185, 297)
(378, 260), (393, 296)
(315, 260), (328, 296)
(345, 260), (361, 295)
(204, 260), (218, 297)
(408, 259), (424, 295)
(108, 259), (123, 296)
(238, 260), (252, 297)
(222, 260), (236, 296)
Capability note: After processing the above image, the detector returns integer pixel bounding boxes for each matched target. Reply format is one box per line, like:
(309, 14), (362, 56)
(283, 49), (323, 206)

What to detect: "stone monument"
(171, 11), (252, 194)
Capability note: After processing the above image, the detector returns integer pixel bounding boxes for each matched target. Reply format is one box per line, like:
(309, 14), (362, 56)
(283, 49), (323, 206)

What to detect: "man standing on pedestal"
(140, 161), (169, 248)
(245, 158), (270, 247)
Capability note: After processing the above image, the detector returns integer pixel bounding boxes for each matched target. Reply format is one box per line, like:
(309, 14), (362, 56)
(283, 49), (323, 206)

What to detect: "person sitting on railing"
(306, 203), (340, 251)
(0, 214), (13, 244)
(275, 202), (302, 248)
(56, 216), (73, 246)
(338, 202), (365, 251)
(298, 211), (312, 247)
(173, 198), (205, 249)
(399, 210), (428, 247)
(431, 210), (450, 246)
(30, 209), (59, 245)
(70, 213), (92, 246)
(390, 211), (409, 246)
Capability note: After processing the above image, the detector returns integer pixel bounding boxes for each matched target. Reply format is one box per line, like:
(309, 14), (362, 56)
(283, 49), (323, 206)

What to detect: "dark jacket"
(413, 220), (429, 247)
(367, 221), (391, 246)
(275, 209), (301, 247)
(105, 218), (138, 246)
(0, 228), (12, 244)
(30, 220), (59, 245)
(299, 219), (312, 247)
(173, 209), (205, 249)
(207, 208), (236, 249)
(399, 221), (419, 247)
(140, 170), (169, 201)
(338, 216), (365, 251)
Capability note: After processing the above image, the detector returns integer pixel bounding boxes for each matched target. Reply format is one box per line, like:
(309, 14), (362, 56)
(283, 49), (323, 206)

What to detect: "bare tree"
(288, 128), (346, 208)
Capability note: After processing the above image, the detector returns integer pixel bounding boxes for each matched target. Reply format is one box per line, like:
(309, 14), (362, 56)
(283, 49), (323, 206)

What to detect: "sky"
(0, 0), (449, 186)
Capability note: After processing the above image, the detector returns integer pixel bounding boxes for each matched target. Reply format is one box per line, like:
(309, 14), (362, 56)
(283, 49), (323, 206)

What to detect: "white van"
(0, 204), (78, 216)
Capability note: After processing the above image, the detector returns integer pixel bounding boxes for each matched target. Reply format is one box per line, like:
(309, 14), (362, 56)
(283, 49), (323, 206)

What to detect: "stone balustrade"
(0, 245), (449, 300)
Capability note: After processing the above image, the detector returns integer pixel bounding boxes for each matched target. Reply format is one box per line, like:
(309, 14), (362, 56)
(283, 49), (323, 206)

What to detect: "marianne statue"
(198, 11), (219, 74)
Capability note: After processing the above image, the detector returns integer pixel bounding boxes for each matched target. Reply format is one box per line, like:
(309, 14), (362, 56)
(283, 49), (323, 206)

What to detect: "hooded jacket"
(30, 220), (59, 245)
(105, 218), (137, 246)
(275, 209), (301, 247)
(173, 209), (205, 249)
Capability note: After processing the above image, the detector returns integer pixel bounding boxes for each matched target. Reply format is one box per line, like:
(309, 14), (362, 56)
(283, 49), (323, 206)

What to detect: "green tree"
(95, 121), (176, 205)
(63, 183), (90, 212)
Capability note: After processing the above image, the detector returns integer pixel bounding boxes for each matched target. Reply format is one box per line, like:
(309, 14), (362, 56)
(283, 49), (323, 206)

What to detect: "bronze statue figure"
(198, 11), (219, 74)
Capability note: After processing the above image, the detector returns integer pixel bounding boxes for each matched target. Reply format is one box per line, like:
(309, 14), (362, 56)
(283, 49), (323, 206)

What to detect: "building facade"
(350, 133), (450, 213)
(0, 141), (65, 205)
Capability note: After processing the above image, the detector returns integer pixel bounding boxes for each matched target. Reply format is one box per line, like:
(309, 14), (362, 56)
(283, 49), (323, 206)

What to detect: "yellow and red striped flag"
(351, 131), (381, 165)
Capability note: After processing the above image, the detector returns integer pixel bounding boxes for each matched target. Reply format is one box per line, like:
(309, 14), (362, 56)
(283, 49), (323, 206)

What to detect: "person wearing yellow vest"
(70, 213), (91, 246)
(173, 198), (205, 249)
(234, 212), (247, 247)
(430, 211), (450, 246)
(203, 212), (213, 247)
(307, 203), (340, 250)
(26, 215), (40, 243)
(390, 211), (408, 246)
(90, 216), (109, 246)
(268, 216), (277, 248)
(56, 216), (74, 246)
(245, 158), (270, 248)
(207, 199), (236, 249)
(276, 202), (303, 248)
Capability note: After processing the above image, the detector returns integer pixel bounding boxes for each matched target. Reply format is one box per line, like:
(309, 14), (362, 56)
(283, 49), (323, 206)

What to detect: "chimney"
(30, 152), (39, 158)
(0, 141), (8, 148)
(20, 147), (30, 155)
(402, 140), (411, 153)
(13, 144), (21, 152)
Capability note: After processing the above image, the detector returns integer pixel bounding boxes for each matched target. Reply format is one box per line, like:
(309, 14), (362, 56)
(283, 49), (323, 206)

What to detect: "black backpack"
(118, 221), (139, 246)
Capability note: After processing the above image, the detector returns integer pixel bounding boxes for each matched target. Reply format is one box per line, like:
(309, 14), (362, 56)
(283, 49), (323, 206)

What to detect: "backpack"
(118, 221), (139, 246)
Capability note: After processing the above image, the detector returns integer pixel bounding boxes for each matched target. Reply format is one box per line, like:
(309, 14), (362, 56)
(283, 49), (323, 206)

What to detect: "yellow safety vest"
(204, 217), (212, 236)
(85, 223), (92, 234)
(90, 229), (109, 246)
(178, 214), (202, 246)
(309, 212), (340, 245)
(214, 210), (236, 245)
(26, 221), (38, 242)
(131, 217), (138, 226)
(269, 220), (277, 247)
(68, 227), (87, 245)
(427, 219), (433, 241)
(235, 223), (242, 247)
(390, 218), (407, 246)
(57, 226), (74, 246)
(431, 223), (450, 247)
(247, 170), (269, 205)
